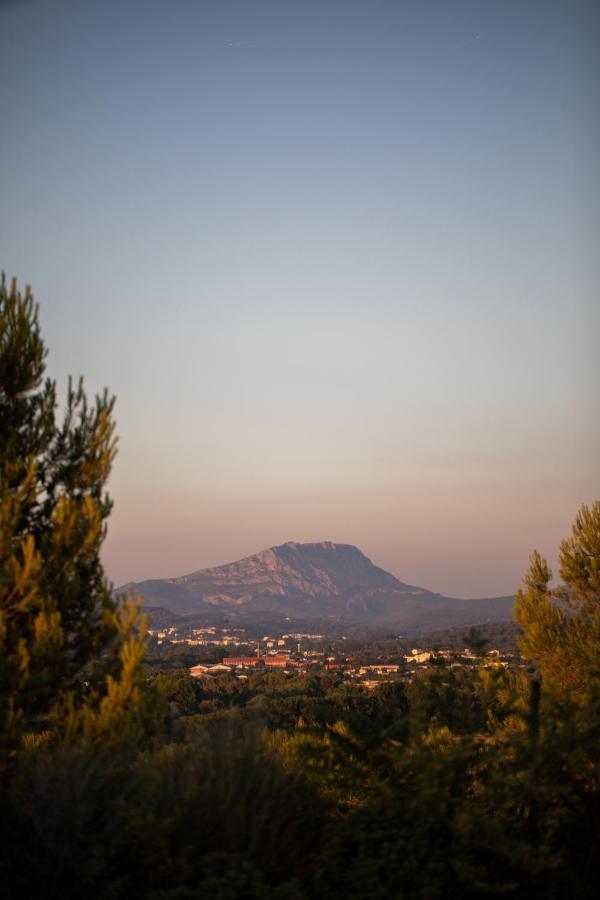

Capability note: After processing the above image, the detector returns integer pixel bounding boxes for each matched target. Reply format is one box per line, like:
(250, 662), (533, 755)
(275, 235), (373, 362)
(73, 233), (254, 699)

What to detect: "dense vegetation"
(1, 276), (599, 898)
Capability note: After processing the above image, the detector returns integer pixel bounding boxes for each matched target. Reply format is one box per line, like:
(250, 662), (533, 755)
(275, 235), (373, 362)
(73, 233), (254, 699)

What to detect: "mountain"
(119, 541), (515, 632)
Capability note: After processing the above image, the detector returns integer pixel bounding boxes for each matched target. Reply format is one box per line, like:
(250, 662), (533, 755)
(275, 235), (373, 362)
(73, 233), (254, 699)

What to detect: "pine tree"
(514, 501), (600, 705)
(0, 274), (145, 755)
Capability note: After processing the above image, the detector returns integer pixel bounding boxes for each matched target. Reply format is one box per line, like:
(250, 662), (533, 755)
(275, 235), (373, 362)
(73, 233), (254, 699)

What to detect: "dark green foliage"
(318, 734), (494, 900)
(405, 667), (487, 735)
(2, 722), (326, 900)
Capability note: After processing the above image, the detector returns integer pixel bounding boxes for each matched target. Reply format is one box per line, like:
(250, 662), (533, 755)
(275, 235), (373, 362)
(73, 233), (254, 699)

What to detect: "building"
(189, 663), (231, 677)
(264, 654), (289, 668)
(404, 651), (432, 664)
(223, 656), (262, 667)
(359, 664), (400, 675)
(189, 664), (209, 677)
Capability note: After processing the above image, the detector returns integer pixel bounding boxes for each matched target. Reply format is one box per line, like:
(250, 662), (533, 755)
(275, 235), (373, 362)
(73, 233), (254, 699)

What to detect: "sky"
(1, 0), (598, 597)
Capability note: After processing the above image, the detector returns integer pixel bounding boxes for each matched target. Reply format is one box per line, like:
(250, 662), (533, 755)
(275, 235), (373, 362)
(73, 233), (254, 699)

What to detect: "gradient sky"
(1, 0), (598, 597)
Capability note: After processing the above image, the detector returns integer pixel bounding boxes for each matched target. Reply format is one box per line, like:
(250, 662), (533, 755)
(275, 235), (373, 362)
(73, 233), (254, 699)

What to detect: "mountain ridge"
(119, 540), (514, 631)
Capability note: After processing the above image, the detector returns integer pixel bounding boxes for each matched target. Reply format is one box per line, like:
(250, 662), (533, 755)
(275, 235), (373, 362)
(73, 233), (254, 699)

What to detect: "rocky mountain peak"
(120, 541), (514, 629)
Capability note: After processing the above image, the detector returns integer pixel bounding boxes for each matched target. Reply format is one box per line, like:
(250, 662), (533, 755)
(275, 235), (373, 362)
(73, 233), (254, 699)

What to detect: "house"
(189, 663), (231, 677)
(189, 664), (209, 677)
(360, 664), (400, 675)
(404, 651), (432, 664)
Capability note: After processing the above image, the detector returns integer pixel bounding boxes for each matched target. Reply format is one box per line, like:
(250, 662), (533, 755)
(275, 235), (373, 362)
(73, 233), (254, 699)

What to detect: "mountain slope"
(119, 541), (514, 630)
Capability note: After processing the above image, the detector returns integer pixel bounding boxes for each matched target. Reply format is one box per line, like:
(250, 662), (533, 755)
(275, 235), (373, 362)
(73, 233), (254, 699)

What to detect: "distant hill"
(119, 541), (515, 632)
(416, 621), (523, 654)
(141, 606), (186, 629)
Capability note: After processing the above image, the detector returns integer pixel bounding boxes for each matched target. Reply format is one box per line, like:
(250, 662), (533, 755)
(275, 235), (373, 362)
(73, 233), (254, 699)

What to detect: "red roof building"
(223, 656), (262, 667)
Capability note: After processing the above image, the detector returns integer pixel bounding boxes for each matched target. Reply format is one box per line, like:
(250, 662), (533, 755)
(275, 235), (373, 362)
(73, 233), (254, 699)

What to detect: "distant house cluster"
(187, 643), (515, 684)
(189, 651), (306, 678)
(149, 622), (519, 685)
(148, 625), (248, 648)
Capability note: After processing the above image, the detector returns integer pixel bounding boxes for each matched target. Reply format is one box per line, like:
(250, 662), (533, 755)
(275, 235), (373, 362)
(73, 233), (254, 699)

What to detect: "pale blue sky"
(1, 0), (598, 595)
